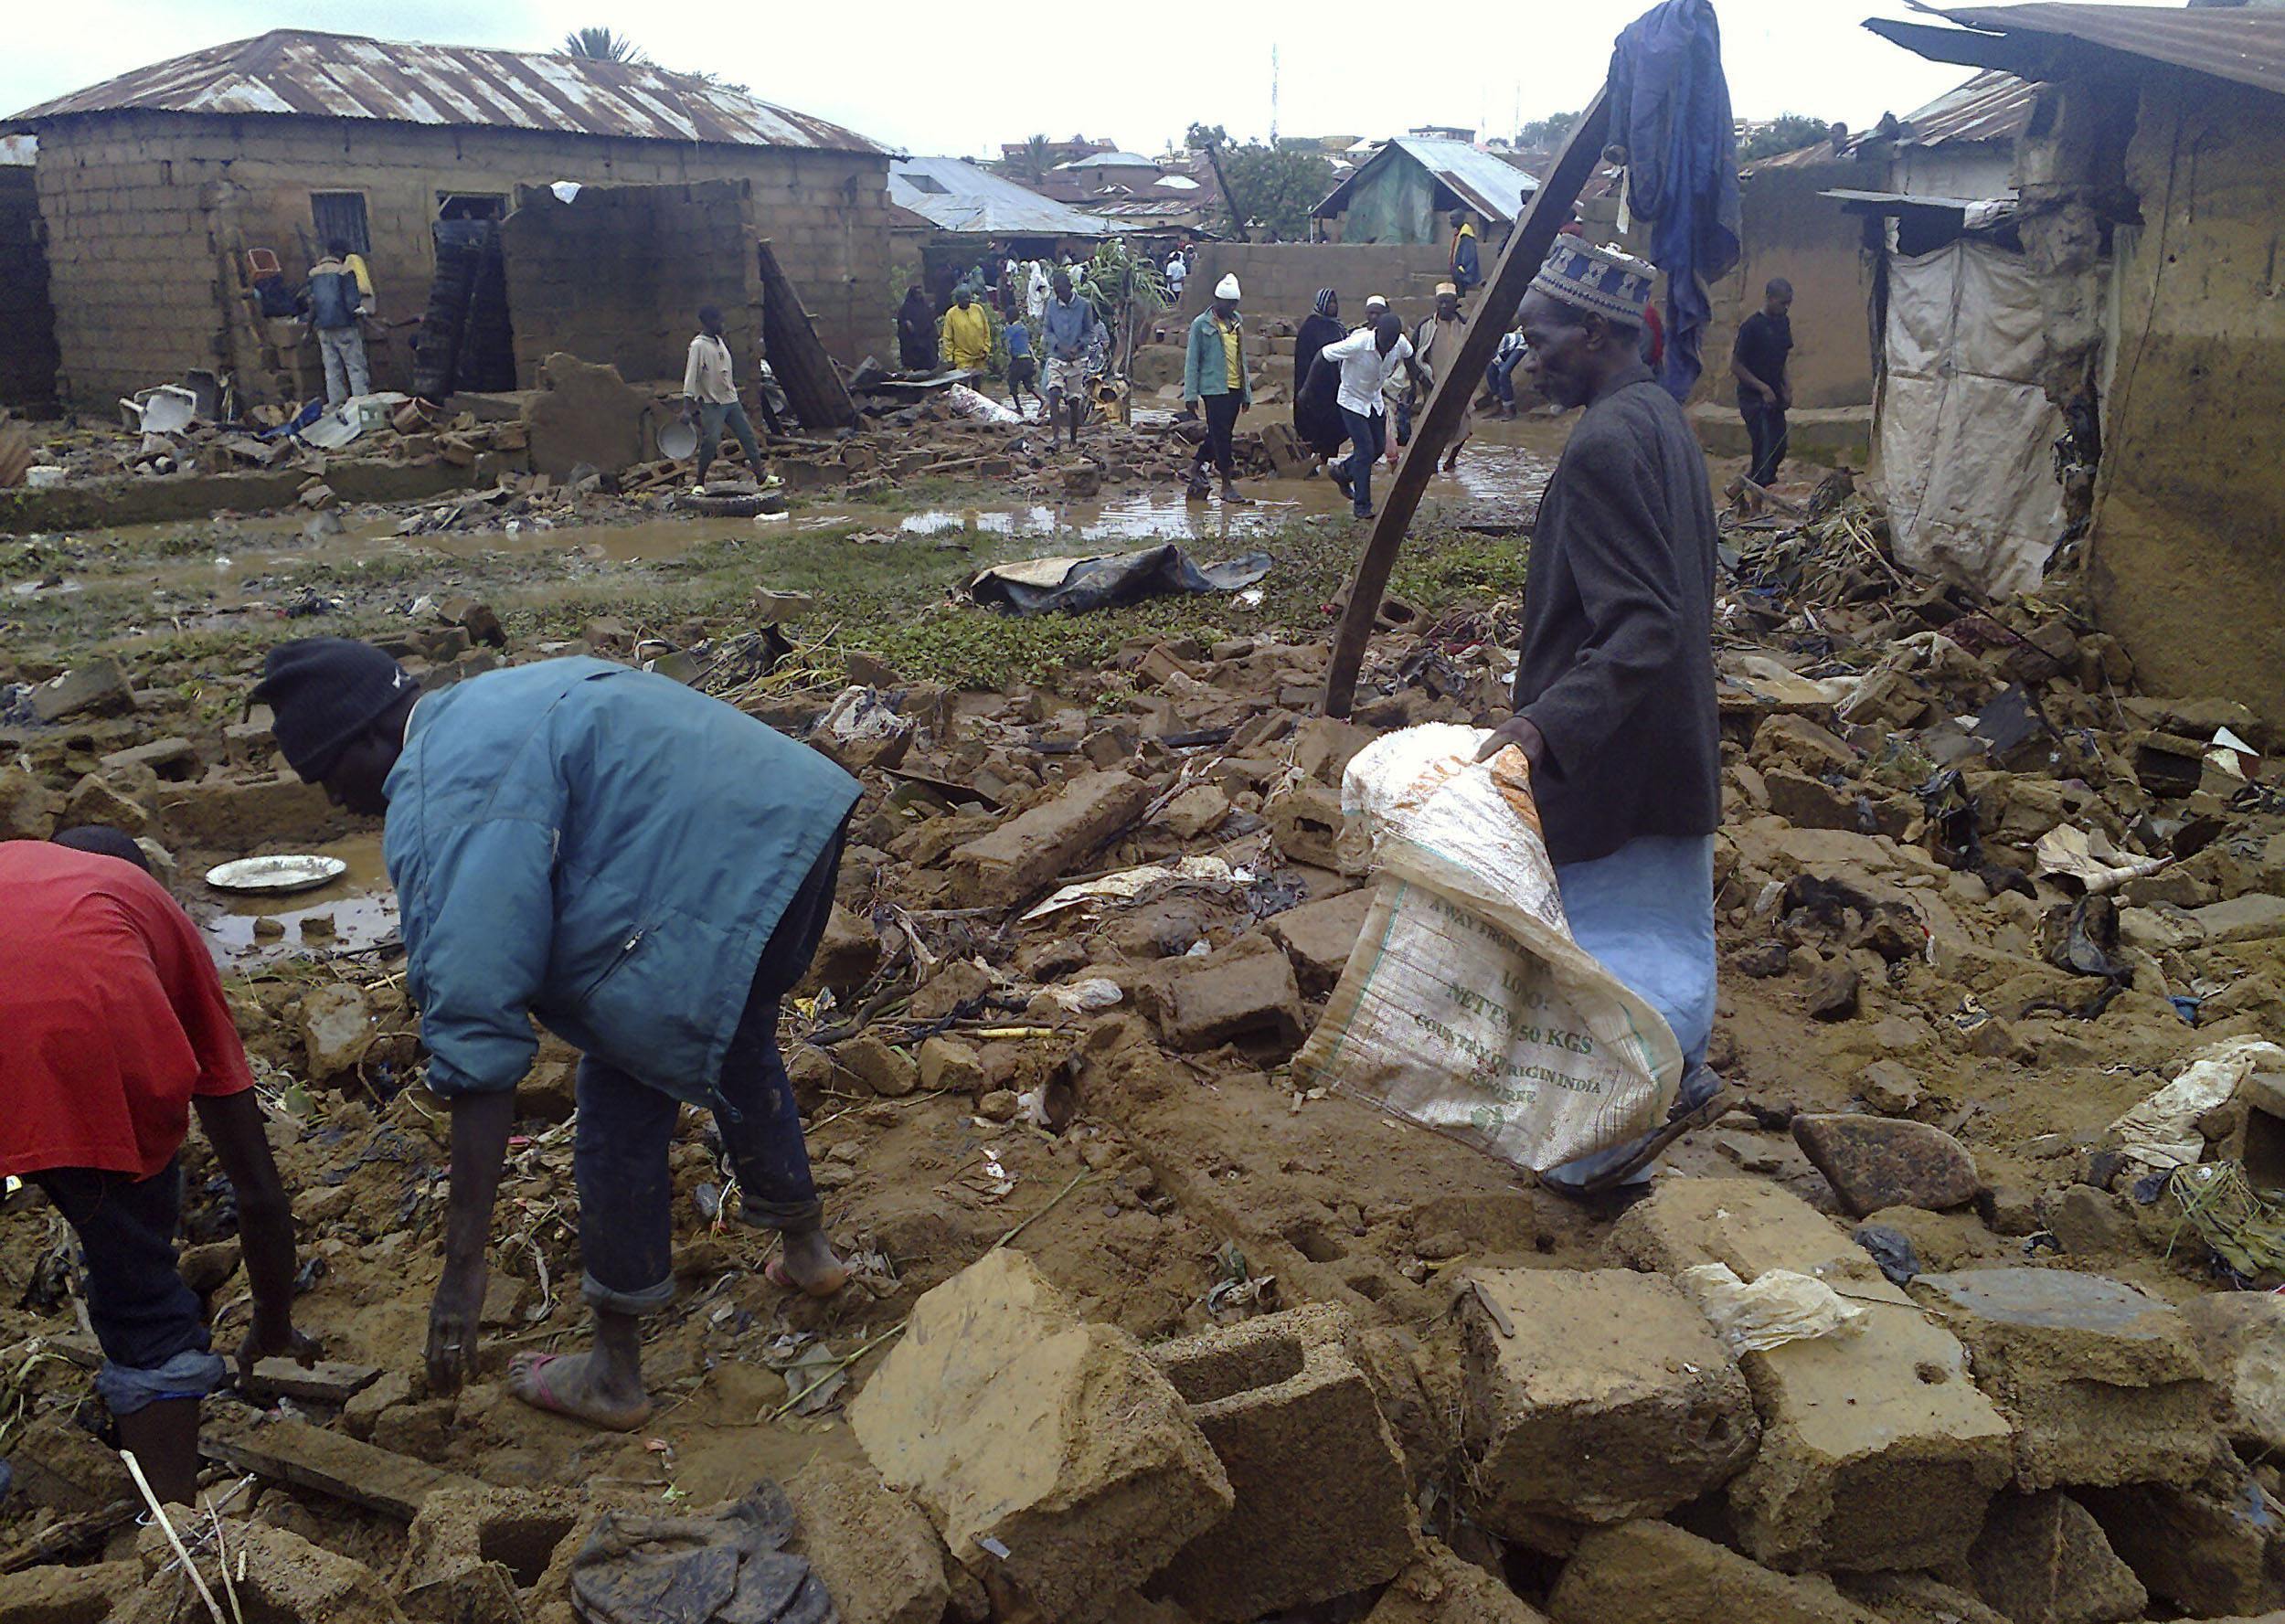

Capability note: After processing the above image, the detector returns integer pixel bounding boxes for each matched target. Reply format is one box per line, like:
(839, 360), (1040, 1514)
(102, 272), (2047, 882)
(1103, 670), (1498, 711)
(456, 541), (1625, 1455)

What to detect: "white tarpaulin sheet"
(1877, 239), (2067, 597)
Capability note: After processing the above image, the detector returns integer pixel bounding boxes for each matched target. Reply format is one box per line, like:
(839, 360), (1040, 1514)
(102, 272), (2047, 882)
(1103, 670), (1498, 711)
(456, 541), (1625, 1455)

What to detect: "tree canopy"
(1740, 114), (1838, 162)
(562, 27), (648, 64)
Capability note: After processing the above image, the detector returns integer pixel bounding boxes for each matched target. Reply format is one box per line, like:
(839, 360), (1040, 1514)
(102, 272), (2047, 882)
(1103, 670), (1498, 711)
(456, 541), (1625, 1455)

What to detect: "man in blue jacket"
(254, 640), (860, 1429)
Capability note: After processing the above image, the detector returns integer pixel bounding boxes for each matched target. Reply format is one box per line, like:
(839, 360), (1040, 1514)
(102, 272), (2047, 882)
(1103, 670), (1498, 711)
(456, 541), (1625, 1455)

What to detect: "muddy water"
(198, 833), (399, 962)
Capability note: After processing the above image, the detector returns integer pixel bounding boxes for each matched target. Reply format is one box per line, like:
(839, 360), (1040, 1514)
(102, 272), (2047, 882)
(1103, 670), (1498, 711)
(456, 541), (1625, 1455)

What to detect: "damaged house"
(3, 29), (896, 409)
(1861, 3), (2285, 726)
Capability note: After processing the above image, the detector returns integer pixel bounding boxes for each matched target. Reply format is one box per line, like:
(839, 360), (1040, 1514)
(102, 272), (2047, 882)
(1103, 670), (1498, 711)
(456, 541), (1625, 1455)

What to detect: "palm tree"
(562, 27), (648, 64)
(1015, 135), (1053, 186)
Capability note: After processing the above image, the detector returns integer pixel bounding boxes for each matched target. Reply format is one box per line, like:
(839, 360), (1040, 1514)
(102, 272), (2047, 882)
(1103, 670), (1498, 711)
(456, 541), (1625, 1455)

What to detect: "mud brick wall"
(29, 112), (894, 409)
(0, 166), (59, 409)
(2087, 69), (2285, 727)
(1178, 242), (1457, 331)
(501, 182), (763, 389)
(1700, 159), (1877, 410)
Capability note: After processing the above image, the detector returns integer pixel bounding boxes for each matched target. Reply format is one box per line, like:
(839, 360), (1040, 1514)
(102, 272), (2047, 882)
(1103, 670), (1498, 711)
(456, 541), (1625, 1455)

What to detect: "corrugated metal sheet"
(1057, 151), (1160, 170)
(6, 29), (889, 154)
(887, 156), (1115, 236)
(1901, 69), (2038, 146)
(1315, 136), (1540, 224)
(1887, 4), (2285, 100)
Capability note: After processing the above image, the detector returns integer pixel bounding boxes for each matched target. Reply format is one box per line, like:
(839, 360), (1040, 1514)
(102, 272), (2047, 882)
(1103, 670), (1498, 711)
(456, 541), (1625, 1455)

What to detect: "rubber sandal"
(765, 1256), (848, 1300)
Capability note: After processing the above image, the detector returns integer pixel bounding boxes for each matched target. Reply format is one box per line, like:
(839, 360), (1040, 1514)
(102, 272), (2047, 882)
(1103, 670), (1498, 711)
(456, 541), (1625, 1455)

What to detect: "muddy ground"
(4, 394), (2284, 1624)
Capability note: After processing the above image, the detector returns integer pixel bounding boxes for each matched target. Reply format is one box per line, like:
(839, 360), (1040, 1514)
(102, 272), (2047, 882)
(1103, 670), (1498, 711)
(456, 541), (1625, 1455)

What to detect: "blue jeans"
(34, 1159), (228, 1414)
(1485, 351), (1525, 409)
(576, 822), (845, 1315)
(1339, 407), (1386, 516)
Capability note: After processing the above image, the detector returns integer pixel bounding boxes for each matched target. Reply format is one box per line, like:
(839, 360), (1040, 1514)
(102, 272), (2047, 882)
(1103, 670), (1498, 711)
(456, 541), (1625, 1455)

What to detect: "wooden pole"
(1320, 88), (1615, 718)
(1203, 139), (1249, 245)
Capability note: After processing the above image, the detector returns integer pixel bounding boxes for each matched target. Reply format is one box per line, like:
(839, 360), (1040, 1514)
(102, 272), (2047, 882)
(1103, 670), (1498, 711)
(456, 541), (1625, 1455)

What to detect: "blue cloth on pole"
(1608, 0), (1742, 403)
(1554, 833), (1716, 1067)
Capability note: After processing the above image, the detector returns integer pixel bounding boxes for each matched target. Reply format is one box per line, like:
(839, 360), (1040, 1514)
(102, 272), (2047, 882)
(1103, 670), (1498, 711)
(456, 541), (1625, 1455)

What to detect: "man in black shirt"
(1732, 277), (1793, 487)
(1476, 239), (1724, 1193)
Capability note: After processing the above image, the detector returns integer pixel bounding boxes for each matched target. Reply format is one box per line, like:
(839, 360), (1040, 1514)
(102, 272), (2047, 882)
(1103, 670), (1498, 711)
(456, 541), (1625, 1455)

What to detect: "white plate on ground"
(205, 854), (348, 895)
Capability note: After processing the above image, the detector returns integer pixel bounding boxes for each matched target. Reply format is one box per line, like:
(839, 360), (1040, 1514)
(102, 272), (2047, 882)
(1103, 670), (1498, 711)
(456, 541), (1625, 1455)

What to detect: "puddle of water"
(198, 833), (399, 962)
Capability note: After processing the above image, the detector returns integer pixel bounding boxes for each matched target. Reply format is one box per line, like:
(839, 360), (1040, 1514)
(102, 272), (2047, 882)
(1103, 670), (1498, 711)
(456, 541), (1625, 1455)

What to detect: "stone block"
(2079, 1448), (2285, 1619)
(834, 1033), (917, 1098)
(30, 657), (134, 723)
(851, 1250), (1232, 1624)
(1546, 1521), (1885, 1624)
(1460, 1268), (1757, 1533)
(1791, 1112), (1981, 1217)
(1964, 1491), (2146, 1624)
(1365, 1544), (1549, 1623)
(1145, 1306), (1417, 1620)
(209, 1519), (411, 1624)
(1833, 1572), (2009, 1624)
(951, 770), (1151, 906)
(1265, 886), (1375, 996)
(1163, 934), (1304, 1052)
(784, 1457), (953, 1624)
(918, 1035), (985, 1095)
(1912, 1268), (2214, 1491)
(1615, 1180), (2013, 1573)
(2181, 1291), (2285, 1456)
(0, 765), (62, 839)
(807, 901), (881, 992)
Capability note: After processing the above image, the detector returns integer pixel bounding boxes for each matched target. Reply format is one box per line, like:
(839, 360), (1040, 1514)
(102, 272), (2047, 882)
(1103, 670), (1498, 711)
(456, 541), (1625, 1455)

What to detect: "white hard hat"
(1214, 273), (1241, 301)
(1365, 293), (1388, 310)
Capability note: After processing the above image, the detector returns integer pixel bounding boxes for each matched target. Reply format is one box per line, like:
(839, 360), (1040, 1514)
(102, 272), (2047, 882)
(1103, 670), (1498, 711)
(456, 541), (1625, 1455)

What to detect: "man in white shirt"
(1164, 249), (1188, 303)
(1308, 312), (1429, 519)
(681, 304), (771, 490)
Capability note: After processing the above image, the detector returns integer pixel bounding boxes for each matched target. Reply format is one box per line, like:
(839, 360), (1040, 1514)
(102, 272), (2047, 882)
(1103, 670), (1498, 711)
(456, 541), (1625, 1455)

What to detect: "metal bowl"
(656, 418), (698, 461)
(205, 854), (349, 895)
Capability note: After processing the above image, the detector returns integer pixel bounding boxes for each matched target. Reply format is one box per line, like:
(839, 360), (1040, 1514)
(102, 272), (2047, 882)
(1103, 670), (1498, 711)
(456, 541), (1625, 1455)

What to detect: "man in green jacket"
(1182, 272), (1252, 504)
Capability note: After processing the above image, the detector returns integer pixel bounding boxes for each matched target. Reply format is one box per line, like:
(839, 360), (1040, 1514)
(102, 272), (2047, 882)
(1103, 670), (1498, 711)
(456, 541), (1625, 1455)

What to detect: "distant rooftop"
(1057, 151), (1161, 170)
(887, 155), (1113, 235)
(6, 28), (889, 154)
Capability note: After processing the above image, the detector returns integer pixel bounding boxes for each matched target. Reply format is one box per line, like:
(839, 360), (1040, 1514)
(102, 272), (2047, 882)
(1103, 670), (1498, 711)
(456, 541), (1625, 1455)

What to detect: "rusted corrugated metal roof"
(1901, 69), (2038, 146)
(6, 29), (889, 154)
(1313, 137), (1540, 225)
(1871, 4), (2285, 101)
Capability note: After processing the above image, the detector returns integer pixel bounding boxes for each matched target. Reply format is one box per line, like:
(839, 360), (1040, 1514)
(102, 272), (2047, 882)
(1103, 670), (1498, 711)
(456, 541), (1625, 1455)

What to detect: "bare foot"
(506, 1351), (652, 1430)
(767, 1230), (847, 1298)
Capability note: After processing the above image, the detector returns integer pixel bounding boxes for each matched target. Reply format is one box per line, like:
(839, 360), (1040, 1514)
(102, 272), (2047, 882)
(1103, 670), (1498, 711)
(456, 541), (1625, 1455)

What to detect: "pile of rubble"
(5, 494), (2285, 1622)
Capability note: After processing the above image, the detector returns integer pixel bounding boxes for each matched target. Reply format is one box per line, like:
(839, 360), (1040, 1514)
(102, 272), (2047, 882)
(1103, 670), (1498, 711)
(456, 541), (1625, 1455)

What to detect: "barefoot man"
(255, 639), (859, 1428)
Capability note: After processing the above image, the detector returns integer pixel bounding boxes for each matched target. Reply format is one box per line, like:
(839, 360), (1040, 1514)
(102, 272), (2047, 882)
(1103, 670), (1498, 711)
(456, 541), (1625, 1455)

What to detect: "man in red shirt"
(1, 830), (313, 1505)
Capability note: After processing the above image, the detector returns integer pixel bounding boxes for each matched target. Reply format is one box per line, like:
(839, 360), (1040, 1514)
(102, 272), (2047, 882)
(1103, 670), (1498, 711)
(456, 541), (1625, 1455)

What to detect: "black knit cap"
(252, 638), (416, 783)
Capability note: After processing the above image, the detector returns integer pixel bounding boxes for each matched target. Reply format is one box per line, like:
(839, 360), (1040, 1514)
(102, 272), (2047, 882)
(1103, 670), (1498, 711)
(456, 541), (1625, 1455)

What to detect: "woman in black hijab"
(1293, 288), (1349, 476)
(897, 284), (940, 371)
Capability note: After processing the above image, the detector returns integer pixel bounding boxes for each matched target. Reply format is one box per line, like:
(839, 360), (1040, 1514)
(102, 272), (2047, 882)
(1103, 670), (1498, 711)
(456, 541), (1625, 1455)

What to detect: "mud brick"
(852, 1250), (1230, 1624)
(1964, 1491), (2146, 1624)
(1913, 1268), (2213, 1491)
(1265, 886), (1376, 996)
(950, 770), (1150, 905)
(1146, 1306), (1417, 1620)
(1614, 1179), (2013, 1573)
(1547, 1521), (1884, 1624)
(1461, 1269), (1757, 1535)
(1164, 934), (1304, 1052)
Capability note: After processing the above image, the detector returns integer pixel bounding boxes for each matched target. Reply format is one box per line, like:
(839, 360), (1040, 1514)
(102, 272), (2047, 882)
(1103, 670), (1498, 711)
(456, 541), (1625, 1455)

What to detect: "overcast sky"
(4, 1), (2148, 158)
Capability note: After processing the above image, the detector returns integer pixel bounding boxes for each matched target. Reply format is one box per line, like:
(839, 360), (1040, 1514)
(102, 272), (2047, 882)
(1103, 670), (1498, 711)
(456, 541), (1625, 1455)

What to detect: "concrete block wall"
(501, 181), (763, 388)
(31, 112), (896, 409)
(0, 167), (60, 408)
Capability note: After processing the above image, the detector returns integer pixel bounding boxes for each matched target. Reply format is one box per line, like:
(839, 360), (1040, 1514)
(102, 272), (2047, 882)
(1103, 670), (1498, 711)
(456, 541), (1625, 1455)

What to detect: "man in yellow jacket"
(941, 288), (994, 377)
